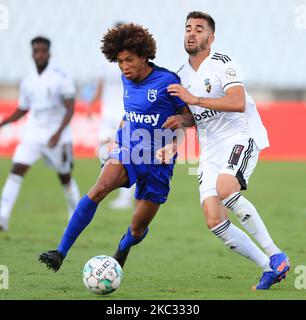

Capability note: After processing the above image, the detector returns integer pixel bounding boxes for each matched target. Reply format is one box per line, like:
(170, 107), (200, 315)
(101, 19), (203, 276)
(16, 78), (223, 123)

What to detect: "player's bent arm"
(168, 84), (245, 113)
(0, 108), (28, 128)
(87, 79), (103, 116)
(48, 98), (74, 148)
(180, 105), (195, 127)
(162, 106), (194, 130)
(156, 106), (191, 164)
(195, 86), (246, 113)
(56, 98), (75, 135)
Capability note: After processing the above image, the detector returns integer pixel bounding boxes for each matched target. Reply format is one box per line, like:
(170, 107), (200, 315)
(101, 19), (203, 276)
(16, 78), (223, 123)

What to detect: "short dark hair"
(101, 23), (157, 62)
(31, 36), (51, 49)
(186, 11), (215, 33)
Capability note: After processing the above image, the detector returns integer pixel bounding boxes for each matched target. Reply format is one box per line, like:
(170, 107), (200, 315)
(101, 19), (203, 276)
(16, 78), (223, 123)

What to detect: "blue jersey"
(117, 63), (186, 163)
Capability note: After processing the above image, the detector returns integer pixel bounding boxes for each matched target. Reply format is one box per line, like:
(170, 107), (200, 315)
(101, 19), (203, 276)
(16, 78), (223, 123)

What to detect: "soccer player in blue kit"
(39, 23), (188, 271)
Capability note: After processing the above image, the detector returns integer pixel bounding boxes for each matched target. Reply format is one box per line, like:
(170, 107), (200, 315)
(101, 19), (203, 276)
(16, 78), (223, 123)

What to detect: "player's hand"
(167, 84), (198, 105)
(48, 132), (61, 148)
(156, 142), (178, 164)
(162, 115), (184, 130)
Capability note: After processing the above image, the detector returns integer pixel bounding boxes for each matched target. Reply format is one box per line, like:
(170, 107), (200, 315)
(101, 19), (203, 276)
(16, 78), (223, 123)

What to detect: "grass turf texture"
(0, 158), (305, 300)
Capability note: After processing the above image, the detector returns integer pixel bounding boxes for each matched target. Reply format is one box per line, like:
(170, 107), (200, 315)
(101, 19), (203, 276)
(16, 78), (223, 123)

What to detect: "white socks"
(63, 178), (81, 219)
(0, 173), (23, 230)
(222, 192), (281, 257)
(117, 187), (134, 203)
(211, 219), (271, 271)
(0, 174), (80, 229)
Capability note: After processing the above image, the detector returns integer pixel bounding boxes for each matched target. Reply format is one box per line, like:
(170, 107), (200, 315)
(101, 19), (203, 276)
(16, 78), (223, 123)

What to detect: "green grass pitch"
(0, 158), (305, 300)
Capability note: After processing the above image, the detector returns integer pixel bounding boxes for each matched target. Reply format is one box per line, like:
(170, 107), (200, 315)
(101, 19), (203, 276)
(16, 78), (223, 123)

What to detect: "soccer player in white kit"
(88, 23), (134, 210)
(163, 12), (290, 290)
(0, 37), (80, 231)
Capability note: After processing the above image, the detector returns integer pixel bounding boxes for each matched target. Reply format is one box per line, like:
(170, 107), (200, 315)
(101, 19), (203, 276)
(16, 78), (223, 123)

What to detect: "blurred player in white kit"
(0, 36), (80, 231)
(88, 22), (134, 210)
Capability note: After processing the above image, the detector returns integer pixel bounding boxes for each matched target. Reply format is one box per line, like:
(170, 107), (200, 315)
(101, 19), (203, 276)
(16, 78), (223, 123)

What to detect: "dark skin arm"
(87, 79), (103, 117)
(156, 105), (193, 164)
(0, 109), (28, 128)
(162, 105), (195, 130)
(48, 98), (74, 148)
(0, 109), (29, 128)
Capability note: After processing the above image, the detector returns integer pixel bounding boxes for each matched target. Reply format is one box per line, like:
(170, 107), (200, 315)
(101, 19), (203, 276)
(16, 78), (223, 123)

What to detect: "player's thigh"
(198, 160), (219, 205)
(130, 199), (160, 237)
(12, 140), (42, 168)
(42, 142), (73, 175)
(88, 158), (129, 202)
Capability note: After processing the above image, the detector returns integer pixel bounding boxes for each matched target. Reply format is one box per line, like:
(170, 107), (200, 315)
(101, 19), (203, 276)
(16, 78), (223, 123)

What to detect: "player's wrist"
(194, 96), (202, 105)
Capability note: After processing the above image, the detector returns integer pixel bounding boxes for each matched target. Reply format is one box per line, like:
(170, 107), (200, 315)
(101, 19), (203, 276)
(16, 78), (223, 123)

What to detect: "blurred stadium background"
(1, 0), (306, 300)
(0, 0), (306, 159)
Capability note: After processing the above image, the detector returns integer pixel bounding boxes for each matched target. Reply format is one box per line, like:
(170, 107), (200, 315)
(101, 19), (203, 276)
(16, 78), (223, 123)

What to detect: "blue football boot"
(252, 271), (279, 290)
(269, 252), (290, 279)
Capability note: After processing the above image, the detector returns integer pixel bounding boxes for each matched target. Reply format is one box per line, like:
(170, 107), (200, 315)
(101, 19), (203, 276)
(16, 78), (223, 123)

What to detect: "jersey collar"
(187, 51), (214, 73)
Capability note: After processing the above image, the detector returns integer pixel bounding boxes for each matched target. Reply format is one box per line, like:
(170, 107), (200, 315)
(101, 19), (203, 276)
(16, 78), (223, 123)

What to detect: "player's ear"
(209, 34), (215, 45)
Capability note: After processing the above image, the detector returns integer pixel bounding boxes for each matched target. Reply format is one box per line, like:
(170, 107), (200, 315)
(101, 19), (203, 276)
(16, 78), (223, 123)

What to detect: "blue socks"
(58, 195), (98, 256)
(57, 195), (149, 257)
(119, 226), (149, 252)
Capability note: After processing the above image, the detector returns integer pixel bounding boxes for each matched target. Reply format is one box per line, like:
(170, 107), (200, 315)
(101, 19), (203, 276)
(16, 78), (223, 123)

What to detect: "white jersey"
(18, 64), (75, 144)
(178, 51), (269, 158)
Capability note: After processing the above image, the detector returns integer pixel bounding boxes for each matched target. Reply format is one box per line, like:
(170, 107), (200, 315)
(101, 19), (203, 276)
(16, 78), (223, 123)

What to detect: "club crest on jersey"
(147, 89), (157, 102)
(204, 79), (211, 93)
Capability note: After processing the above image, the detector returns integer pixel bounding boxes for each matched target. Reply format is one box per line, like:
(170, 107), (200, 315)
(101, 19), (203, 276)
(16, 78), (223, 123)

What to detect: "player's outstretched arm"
(0, 108), (28, 128)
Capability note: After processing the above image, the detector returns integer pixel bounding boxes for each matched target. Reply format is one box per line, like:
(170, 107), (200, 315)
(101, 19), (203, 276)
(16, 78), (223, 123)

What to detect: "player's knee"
(216, 177), (240, 201)
(58, 173), (71, 185)
(206, 216), (225, 229)
(203, 203), (224, 229)
(11, 163), (29, 177)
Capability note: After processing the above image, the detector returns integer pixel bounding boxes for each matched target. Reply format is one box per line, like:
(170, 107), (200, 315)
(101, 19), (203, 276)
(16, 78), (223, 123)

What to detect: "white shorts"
(12, 140), (74, 174)
(198, 136), (259, 204)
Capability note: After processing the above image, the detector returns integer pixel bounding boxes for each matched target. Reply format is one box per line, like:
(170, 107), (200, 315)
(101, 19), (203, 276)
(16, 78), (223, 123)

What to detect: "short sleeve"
(60, 75), (76, 99)
(18, 79), (30, 110)
(220, 59), (244, 92)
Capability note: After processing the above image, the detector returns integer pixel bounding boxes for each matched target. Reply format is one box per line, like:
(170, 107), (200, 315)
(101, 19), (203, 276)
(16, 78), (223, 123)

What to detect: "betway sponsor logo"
(193, 109), (220, 122)
(125, 111), (160, 127)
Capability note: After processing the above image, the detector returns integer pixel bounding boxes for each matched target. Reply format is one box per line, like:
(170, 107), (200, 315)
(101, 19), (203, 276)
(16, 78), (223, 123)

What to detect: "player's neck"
(36, 63), (48, 75)
(134, 64), (153, 83)
(189, 49), (211, 71)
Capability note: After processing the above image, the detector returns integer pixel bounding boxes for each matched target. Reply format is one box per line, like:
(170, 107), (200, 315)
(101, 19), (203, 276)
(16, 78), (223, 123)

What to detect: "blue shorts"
(109, 146), (175, 204)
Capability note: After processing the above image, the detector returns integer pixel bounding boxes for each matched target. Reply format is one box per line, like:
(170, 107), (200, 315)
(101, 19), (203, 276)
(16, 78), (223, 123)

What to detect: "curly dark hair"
(101, 23), (157, 62)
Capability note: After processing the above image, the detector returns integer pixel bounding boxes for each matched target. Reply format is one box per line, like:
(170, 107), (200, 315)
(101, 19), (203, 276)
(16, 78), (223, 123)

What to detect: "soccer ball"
(82, 255), (123, 295)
